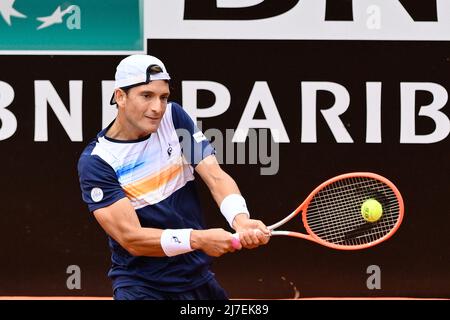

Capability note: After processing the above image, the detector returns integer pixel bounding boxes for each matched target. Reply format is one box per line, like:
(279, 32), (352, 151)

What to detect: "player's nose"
(149, 100), (164, 114)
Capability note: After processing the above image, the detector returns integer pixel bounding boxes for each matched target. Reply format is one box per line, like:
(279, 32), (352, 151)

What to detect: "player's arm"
(93, 197), (239, 257)
(93, 197), (163, 256)
(195, 154), (270, 249)
(170, 102), (269, 248)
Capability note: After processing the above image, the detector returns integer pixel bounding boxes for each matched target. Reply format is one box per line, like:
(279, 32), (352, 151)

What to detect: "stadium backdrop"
(0, 0), (449, 298)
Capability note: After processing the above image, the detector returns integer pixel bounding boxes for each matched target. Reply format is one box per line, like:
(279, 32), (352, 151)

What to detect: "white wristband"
(220, 194), (250, 228)
(160, 229), (194, 257)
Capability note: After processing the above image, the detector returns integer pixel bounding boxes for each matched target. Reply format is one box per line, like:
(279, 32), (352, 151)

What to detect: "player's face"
(121, 80), (170, 135)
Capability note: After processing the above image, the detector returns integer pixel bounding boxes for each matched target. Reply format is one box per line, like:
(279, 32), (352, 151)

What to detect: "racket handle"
(231, 229), (271, 249)
(231, 233), (241, 249)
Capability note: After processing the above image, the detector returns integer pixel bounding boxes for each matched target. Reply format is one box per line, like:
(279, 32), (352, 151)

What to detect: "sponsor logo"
(0, 0), (26, 26)
(172, 236), (181, 244)
(91, 187), (104, 203)
(193, 131), (208, 143)
(148, 0), (450, 40)
(0, 0), (143, 53)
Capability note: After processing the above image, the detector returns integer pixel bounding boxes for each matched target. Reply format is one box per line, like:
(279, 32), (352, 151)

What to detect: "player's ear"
(116, 88), (128, 107)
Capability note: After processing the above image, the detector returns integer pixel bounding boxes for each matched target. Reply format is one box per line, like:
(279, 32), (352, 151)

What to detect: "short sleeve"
(78, 154), (126, 212)
(171, 102), (216, 167)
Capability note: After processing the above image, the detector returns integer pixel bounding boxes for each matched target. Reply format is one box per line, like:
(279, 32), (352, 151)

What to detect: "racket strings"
(307, 180), (396, 228)
(312, 178), (399, 244)
(307, 182), (399, 229)
(317, 178), (399, 244)
(305, 177), (400, 247)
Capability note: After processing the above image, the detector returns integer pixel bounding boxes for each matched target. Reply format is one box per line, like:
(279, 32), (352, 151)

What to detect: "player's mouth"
(145, 115), (161, 121)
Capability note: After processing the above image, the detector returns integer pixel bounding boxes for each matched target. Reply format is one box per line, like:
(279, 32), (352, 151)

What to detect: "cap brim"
(110, 92), (116, 105)
(110, 75), (171, 105)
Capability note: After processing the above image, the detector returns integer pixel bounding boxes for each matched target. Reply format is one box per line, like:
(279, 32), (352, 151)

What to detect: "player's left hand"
(232, 214), (271, 249)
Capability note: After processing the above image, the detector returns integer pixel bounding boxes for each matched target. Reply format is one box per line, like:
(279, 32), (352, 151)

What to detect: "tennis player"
(77, 54), (270, 300)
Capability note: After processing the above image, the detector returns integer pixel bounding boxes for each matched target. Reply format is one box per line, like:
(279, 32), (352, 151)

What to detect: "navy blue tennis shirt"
(78, 102), (217, 292)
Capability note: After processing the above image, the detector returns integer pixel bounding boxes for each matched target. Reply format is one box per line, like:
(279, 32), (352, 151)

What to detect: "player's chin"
(142, 118), (161, 132)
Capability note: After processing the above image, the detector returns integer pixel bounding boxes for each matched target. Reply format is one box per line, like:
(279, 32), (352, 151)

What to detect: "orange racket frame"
(267, 172), (404, 250)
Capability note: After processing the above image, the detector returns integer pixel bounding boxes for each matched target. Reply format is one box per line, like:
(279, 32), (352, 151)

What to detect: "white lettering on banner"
(182, 81), (231, 123)
(0, 81), (17, 140)
(34, 81), (83, 142)
(101, 81), (117, 129)
(301, 82), (353, 143)
(400, 83), (450, 144)
(0, 81), (449, 144)
(233, 82), (289, 143)
(147, 0), (450, 40)
(366, 82), (382, 143)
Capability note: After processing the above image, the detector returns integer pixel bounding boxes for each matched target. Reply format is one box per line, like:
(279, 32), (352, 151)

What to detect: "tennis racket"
(232, 172), (404, 250)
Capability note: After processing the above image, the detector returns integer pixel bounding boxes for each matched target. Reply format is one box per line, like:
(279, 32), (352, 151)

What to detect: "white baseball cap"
(110, 54), (171, 105)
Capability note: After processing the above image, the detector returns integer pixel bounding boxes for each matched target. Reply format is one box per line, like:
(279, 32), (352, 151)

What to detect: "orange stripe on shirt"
(122, 162), (183, 200)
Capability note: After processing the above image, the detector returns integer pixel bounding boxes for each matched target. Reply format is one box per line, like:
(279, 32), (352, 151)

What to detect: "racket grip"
(231, 233), (241, 249)
(231, 229), (270, 249)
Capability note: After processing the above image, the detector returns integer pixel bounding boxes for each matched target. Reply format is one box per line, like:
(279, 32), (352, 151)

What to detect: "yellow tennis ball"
(361, 199), (383, 222)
